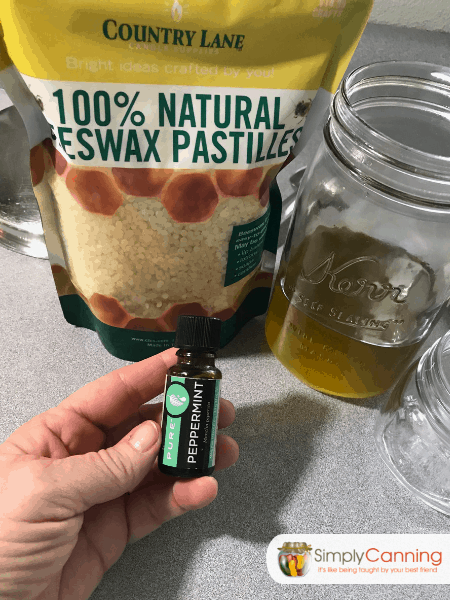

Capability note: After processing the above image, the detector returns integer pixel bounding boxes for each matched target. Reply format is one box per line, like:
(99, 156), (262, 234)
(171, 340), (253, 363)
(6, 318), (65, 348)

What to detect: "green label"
(160, 375), (221, 471)
(162, 415), (181, 467)
(224, 205), (271, 287)
(263, 177), (283, 255)
(209, 379), (221, 468)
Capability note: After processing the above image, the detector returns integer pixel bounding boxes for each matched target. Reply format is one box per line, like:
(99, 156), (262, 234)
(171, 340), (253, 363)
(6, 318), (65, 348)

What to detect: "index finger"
(59, 347), (178, 431)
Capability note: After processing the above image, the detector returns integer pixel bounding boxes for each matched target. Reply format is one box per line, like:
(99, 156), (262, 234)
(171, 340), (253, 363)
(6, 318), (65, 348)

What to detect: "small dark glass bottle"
(158, 315), (222, 478)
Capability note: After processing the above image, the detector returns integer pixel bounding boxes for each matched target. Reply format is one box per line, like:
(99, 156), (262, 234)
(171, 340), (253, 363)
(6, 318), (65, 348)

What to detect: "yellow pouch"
(0, 0), (373, 360)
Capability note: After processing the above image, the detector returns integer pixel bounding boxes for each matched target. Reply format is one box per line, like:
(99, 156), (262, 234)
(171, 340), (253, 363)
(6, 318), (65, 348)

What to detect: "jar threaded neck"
(328, 61), (450, 205)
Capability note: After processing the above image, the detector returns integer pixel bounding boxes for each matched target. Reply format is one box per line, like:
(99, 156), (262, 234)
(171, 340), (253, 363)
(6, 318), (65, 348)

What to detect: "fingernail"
(129, 421), (159, 453)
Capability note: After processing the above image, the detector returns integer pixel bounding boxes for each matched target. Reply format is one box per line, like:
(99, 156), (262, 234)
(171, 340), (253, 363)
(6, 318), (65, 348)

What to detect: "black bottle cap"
(174, 315), (222, 351)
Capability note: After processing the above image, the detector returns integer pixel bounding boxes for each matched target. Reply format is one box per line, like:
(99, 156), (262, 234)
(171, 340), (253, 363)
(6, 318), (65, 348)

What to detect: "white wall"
(368, 0), (450, 33)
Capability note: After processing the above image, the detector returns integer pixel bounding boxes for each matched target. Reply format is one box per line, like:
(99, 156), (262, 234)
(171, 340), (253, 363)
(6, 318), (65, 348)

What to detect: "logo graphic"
(278, 542), (312, 577)
(171, 0), (183, 22)
(166, 383), (190, 415)
(169, 394), (187, 407)
(299, 252), (407, 304)
(268, 534), (449, 584)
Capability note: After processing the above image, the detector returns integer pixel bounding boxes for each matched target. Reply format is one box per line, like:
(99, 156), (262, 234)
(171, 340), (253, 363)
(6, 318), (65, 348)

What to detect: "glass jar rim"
(418, 329), (450, 444)
(337, 60), (450, 179)
(435, 328), (450, 394)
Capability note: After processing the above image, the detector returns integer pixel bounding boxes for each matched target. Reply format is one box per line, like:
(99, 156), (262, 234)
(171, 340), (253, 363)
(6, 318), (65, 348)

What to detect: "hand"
(0, 347), (238, 600)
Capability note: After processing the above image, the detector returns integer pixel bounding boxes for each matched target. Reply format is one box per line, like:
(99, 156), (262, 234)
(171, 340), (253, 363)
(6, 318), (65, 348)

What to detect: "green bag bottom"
(60, 286), (270, 361)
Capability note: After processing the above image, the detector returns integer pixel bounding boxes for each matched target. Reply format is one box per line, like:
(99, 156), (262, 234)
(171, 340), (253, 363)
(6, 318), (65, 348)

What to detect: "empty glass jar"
(0, 92), (47, 258)
(266, 61), (450, 398)
(375, 330), (450, 516)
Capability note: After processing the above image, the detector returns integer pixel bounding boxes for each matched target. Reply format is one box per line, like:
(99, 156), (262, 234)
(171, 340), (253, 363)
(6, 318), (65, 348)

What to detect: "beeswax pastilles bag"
(0, 0), (373, 360)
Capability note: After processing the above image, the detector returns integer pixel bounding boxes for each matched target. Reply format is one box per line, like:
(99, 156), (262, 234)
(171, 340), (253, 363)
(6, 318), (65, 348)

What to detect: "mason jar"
(375, 330), (450, 515)
(277, 542), (312, 577)
(265, 61), (450, 399)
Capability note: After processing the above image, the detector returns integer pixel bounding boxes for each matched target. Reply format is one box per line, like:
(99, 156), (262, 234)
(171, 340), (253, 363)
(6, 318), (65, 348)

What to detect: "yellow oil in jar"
(265, 282), (422, 399)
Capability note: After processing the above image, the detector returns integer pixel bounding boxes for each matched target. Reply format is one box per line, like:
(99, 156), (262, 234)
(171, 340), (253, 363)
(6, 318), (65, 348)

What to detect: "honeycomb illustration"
(31, 139), (277, 331)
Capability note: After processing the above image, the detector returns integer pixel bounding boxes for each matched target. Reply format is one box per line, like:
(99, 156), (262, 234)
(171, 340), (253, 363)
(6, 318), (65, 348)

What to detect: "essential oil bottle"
(158, 315), (222, 478)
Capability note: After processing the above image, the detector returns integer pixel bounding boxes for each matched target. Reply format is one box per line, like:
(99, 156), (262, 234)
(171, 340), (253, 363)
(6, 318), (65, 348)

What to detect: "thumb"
(50, 420), (161, 511)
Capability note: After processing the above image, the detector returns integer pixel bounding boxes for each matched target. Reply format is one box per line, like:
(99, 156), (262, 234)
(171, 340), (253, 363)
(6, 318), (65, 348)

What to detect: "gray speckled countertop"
(2, 21), (450, 600)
